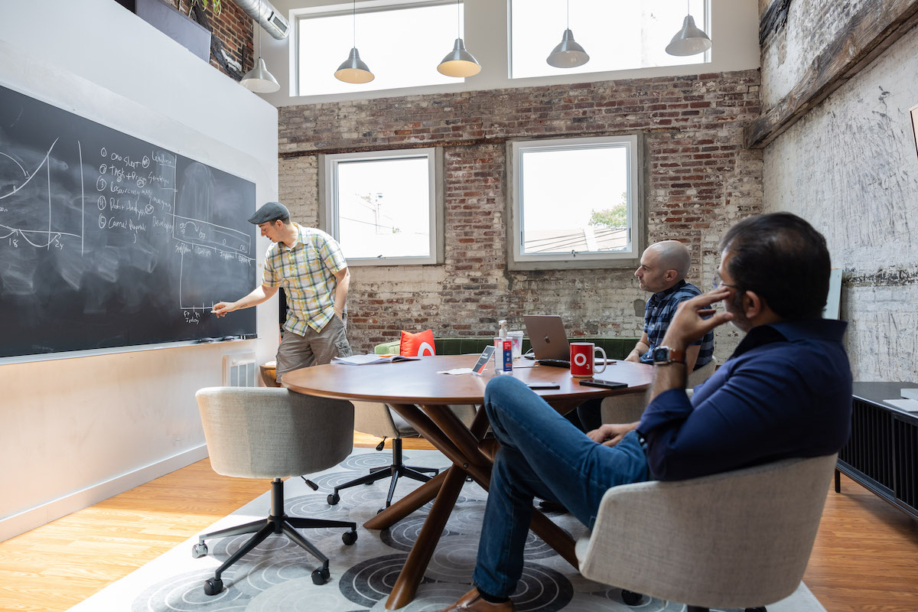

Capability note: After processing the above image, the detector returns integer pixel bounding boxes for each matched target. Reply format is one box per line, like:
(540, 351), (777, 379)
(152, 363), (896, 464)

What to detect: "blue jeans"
(472, 376), (649, 598)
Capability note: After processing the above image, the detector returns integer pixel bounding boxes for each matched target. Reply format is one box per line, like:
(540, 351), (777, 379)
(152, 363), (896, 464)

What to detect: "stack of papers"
(333, 354), (420, 366)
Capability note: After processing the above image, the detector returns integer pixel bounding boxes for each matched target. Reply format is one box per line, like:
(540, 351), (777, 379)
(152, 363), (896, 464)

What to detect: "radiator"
(223, 351), (257, 387)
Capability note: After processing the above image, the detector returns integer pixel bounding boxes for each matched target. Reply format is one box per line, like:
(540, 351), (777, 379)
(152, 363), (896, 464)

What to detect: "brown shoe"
(432, 587), (514, 612)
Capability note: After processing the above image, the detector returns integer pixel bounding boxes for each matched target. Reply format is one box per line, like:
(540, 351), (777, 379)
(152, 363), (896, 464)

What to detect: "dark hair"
(719, 212), (830, 320)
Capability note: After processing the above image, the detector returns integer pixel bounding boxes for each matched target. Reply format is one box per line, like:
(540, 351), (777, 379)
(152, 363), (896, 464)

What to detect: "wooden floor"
(0, 435), (916, 612)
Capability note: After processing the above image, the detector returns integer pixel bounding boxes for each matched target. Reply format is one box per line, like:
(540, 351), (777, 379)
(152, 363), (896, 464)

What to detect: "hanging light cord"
(457, 0), (460, 39)
(257, 0), (262, 59)
(353, 0), (357, 47)
(567, 0), (570, 30)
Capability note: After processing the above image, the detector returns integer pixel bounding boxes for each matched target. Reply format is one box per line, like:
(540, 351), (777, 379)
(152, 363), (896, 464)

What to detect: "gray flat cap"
(247, 201), (290, 224)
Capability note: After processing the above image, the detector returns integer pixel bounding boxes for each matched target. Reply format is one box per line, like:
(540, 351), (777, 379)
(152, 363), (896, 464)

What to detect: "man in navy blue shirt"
(434, 213), (852, 612)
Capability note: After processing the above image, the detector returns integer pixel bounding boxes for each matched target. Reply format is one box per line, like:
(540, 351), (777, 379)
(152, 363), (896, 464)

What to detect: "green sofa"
(375, 336), (640, 360)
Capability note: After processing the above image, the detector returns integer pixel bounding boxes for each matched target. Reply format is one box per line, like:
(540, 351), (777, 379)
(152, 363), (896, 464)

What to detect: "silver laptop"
(523, 315), (570, 361)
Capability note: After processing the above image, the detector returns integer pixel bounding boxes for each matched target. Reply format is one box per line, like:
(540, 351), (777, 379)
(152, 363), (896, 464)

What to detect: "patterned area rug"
(70, 448), (825, 612)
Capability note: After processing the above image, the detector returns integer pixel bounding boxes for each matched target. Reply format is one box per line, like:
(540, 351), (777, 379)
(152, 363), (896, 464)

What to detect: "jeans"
(472, 376), (649, 599)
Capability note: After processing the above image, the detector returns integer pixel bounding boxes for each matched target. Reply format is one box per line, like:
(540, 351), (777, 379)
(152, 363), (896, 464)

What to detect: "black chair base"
(327, 438), (438, 512)
(622, 592), (765, 612)
(193, 478), (357, 595)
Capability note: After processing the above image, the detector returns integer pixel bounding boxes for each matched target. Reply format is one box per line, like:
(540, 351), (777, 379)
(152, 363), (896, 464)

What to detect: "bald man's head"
(634, 240), (692, 293)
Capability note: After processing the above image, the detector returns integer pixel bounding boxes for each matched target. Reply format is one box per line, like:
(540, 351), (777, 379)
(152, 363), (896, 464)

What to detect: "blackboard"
(0, 84), (256, 360)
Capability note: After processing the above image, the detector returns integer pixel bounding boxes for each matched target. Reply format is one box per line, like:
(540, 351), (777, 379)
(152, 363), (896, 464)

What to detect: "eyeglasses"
(712, 270), (738, 290)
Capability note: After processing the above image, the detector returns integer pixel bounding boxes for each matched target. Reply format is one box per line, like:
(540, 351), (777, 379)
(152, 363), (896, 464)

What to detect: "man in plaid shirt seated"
(213, 201), (353, 382)
(577, 240), (713, 431)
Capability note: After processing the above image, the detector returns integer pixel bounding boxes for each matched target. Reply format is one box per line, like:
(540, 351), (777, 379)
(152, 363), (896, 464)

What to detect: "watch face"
(653, 347), (669, 363)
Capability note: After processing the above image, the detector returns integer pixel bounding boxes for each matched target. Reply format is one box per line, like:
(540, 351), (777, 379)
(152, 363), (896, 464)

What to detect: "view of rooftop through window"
(520, 145), (630, 256)
(296, 1), (465, 97)
(335, 156), (432, 260)
(511, 0), (709, 79)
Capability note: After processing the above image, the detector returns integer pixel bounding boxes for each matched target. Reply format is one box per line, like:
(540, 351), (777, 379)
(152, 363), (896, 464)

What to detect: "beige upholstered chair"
(576, 453), (838, 612)
(600, 356), (717, 424)
(193, 387), (358, 596)
(327, 401), (476, 513)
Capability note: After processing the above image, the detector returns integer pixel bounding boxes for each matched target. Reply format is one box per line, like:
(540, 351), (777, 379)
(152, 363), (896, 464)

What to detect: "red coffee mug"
(570, 343), (607, 377)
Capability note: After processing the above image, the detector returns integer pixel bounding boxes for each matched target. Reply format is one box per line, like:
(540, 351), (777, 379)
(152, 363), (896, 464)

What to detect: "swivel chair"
(326, 400), (475, 513)
(577, 454), (837, 611)
(193, 387), (358, 595)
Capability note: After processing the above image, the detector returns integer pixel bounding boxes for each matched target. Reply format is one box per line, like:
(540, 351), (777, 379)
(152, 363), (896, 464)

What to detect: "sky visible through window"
(298, 2), (465, 96)
(336, 157), (431, 259)
(521, 146), (629, 254)
(511, 0), (708, 79)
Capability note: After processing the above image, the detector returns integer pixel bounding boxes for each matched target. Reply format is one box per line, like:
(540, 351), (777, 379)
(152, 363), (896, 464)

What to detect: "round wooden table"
(283, 354), (653, 609)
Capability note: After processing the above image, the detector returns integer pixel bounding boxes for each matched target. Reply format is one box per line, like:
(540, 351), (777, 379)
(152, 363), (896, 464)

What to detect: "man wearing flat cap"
(213, 201), (352, 381)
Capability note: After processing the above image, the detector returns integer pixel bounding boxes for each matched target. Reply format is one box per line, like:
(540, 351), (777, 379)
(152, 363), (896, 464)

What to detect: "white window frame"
(290, 0), (465, 98)
(507, 134), (644, 271)
(319, 148), (444, 267)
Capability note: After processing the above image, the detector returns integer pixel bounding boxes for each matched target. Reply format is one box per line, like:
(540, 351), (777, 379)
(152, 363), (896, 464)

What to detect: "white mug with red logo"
(570, 343), (607, 377)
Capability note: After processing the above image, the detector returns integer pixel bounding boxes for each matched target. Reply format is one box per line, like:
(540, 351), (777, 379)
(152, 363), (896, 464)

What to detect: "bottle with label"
(494, 320), (513, 374)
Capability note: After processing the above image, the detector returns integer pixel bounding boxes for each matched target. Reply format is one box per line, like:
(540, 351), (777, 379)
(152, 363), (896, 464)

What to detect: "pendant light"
(665, 0), (712, 57)
(240, 0), (280, 93)
(546, 0), (589, 69)
(437, 0), (481, 78)
(335, 0), (375, 84)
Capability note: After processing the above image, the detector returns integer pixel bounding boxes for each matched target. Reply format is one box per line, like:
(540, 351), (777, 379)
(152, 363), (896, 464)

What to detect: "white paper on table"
(884, 399), (918, 412)
(438, 368), (474, 375)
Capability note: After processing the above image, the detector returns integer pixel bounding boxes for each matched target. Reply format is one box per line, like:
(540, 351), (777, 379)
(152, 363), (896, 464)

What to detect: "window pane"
(298, 2), (464, 96)
(521, 146), (629, 255)
(337, 157), (430, 259)
(511, 0), (708, 79)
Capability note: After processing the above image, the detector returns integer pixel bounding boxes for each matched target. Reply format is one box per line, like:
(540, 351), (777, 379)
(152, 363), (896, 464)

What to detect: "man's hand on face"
(587, 423), (637, 447)
(660, 287), (733, 350)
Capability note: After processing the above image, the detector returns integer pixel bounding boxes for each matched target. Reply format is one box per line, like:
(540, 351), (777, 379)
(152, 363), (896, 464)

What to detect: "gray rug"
(69, 448), (825, 611)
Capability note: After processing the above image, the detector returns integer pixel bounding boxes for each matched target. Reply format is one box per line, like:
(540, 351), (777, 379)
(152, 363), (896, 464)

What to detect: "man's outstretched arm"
(212, 285), (279, 317)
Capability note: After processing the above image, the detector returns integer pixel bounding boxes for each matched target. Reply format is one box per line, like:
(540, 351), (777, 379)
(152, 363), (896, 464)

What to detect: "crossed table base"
(282, 355), (652, 609)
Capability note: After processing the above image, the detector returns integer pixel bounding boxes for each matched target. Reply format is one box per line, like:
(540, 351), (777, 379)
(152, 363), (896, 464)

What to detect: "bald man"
(576, 241), (714, 432)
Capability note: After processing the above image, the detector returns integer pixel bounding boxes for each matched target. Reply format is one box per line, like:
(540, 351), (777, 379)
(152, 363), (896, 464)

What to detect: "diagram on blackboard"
(0, 138), (84, 253)
(0, 83), (257, 359)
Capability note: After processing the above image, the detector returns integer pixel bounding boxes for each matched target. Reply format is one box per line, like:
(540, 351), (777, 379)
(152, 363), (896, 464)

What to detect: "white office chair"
(577, 454), (837, 611)
(193, 387), (358, 595)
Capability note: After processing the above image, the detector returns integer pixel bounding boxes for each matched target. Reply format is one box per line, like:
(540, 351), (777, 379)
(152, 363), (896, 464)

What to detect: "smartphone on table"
(578, 379), (627, 390)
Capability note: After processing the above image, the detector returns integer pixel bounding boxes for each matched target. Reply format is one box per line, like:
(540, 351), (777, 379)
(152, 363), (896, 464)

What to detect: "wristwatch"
(652, 346), (686, 365)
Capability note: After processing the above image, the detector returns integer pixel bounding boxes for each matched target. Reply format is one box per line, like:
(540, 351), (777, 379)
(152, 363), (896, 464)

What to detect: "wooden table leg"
(364, 470), (446, 530)
(385, 465), (468, 610)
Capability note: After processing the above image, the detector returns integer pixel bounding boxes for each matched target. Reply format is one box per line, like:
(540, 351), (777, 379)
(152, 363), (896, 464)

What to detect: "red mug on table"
(570, 343), (607, 377)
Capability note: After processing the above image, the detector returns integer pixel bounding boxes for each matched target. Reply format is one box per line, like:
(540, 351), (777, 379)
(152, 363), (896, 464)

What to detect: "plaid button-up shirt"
(640, 280), (714, 369)
(262, 224), (347, 335)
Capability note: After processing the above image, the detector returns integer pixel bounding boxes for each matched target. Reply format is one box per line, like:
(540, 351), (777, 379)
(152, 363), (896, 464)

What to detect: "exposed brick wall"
(278, 71), (763, 356)
(173, 0), (254, 79)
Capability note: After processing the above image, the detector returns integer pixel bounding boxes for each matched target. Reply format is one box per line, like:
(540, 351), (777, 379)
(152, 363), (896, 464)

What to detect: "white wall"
(762, 18), (918, 381)
(0, 0), (279, 541)
(261, 0), (760, 107)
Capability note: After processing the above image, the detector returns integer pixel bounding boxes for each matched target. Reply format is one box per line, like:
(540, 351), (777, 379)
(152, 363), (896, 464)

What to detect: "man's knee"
(484, 376), (530, 419)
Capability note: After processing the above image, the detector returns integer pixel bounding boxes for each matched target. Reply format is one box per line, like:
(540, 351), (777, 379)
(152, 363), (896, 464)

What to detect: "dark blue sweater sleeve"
(637, 353), (823, 481)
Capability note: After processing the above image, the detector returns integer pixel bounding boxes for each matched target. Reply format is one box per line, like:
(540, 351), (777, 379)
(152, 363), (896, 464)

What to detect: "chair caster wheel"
(621, 590), (643, 606)
(342, 530), (358, 545)
(327, 493), (340, 505)
(203, 577), (223, 596)
(191, 542), (208, 558)
(745, 608), (767, 612)
(311, 567), (330, 585)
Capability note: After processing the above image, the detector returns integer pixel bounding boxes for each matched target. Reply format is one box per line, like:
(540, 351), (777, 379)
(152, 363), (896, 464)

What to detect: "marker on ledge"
(195, 337), (216, 344)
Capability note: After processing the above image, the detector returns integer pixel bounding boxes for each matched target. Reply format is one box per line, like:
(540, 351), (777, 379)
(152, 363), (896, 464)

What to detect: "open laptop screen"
(523, 315), (570, 361)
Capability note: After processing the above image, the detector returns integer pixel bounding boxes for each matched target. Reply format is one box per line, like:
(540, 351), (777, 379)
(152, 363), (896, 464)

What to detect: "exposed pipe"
(232, 0), (290, 40)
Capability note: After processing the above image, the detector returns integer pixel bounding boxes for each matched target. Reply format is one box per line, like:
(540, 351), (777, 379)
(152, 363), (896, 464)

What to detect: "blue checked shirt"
(262, 224), (347, 336)
(640, 280), (714, 370)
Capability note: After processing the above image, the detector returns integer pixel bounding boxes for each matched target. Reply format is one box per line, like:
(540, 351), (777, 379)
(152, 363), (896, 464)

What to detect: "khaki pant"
(275, 315), (352, 383)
